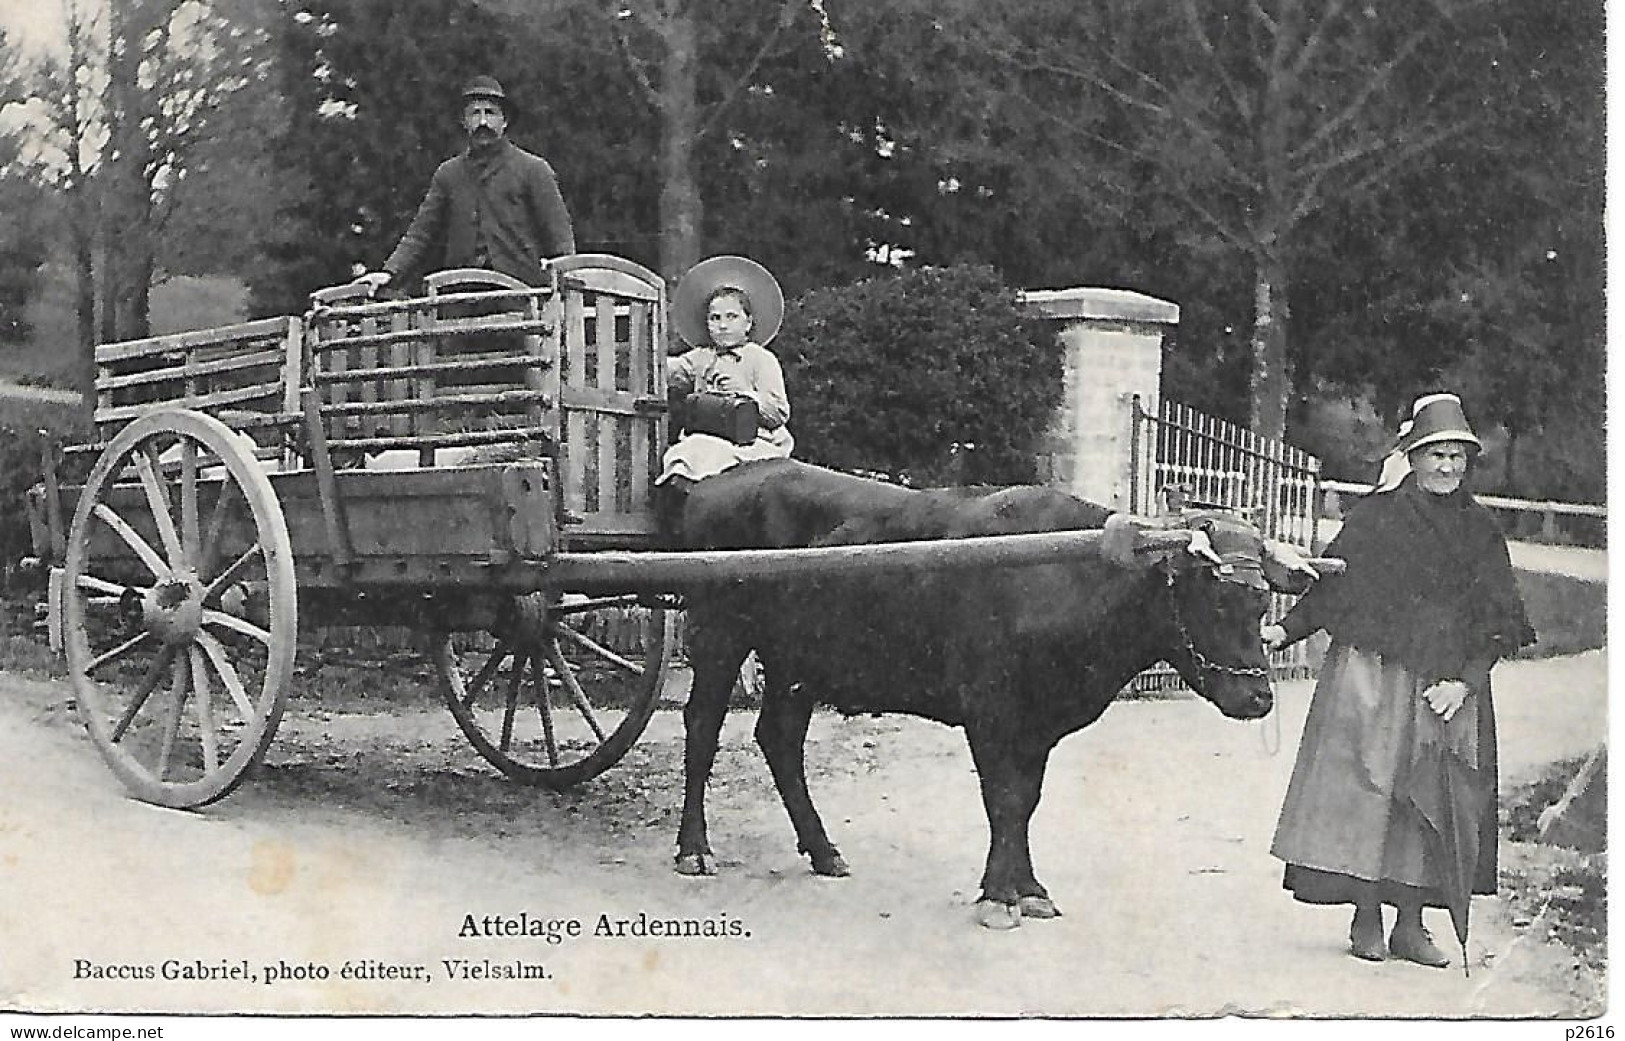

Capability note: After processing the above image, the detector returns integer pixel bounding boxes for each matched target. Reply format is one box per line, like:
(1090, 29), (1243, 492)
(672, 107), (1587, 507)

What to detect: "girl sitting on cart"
(654, 256), (794, 542)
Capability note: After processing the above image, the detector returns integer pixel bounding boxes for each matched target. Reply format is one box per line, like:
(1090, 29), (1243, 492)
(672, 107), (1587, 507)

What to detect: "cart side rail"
(304, 258), (670, 544)
(77, 316), (303, 461)
(305, 271), (562, 474)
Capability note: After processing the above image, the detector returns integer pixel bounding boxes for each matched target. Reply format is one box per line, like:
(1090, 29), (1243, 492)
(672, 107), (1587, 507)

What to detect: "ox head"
(1102, 511), (1343, 720)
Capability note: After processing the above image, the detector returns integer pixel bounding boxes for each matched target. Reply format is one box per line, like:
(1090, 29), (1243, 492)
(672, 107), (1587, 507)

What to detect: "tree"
(0, 30), (50, 355)
(154, 0), (286, 281)
(985, 0), (1501, 440)
(31, 0), (100, 403)
(777, 264), (1062, 484)
(1292, 0), (1604, 499)
(482, 0), (813, 280)
(31, 0), (280, 357)
(256, 0), (659, 312)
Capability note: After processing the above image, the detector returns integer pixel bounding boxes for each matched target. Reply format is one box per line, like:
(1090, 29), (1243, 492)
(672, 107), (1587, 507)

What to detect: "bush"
(1514, 569), (1606, 659)
(0, 427), (48, 588)
(776, 264), (1064, 486)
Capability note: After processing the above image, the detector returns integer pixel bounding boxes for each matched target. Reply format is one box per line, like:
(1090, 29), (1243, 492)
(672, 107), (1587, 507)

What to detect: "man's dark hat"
(461, 75), (511, 118)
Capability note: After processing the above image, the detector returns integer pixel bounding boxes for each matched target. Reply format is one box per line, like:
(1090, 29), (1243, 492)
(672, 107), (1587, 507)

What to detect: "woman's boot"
(1388, 904), (1449, 968)
(1349, 903), (1386, 961)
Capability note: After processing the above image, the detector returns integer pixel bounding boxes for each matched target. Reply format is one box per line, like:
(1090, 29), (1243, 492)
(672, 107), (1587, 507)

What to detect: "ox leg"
(967, 729), (1059, 929)
(675, 619), (751, 877)
(755, 680), (849, 877)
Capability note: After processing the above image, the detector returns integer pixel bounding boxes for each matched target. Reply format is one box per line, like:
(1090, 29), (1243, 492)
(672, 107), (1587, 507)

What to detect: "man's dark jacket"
(384, 140), (576, 287)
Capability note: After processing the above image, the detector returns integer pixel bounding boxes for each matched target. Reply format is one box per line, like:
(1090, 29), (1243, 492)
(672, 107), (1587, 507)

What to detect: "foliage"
(0, 427), (46, 589)
(1511, 569), (1607, 659)
(1500, 755), (1607, 1008)
(0, 0), (1601, 502)
(1293, 0), (1604, 499)
(776, 263), (1062, 485)
(254, 0), (665, 312)
(0, 30), (49, 355)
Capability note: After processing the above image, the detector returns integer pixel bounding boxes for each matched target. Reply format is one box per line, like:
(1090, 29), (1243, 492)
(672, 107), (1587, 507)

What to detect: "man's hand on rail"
(356, 270), (393, 294)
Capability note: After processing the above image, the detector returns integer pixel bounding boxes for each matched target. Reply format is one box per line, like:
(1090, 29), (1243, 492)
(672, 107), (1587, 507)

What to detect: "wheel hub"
(500, 592), (555, 653)
(142, 574), (205, 645)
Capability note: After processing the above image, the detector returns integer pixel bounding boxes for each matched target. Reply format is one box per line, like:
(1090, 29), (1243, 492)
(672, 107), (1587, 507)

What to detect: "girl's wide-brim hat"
(673, 255), (785, 349)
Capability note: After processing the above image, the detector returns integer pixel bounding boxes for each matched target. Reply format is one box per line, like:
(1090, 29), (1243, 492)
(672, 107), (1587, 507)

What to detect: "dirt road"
(0, 649), (1606, 1018)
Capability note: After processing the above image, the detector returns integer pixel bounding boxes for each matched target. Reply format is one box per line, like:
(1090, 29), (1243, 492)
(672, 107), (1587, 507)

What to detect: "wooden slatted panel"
(388, 308), (412, 438)
(562, 288), (589, 518)
(521, 292), (550, 432)
(326, 334), (353, 441)
(94, 318), (292, 363)
(90, 318), (297, 447)
(595, 292), (618, 517)
(356, 310), (379, 436)
(96, 348), (286, 391)
(628, 300), (651, 515)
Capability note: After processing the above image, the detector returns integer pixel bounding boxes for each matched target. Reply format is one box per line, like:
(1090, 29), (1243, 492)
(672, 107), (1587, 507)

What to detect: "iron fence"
(1129, 395), (1323, 693)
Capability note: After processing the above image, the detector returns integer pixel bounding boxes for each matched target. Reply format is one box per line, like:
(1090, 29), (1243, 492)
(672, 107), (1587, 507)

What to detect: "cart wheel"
(63, 409), (296, 808)
(434, 593), (673, 789)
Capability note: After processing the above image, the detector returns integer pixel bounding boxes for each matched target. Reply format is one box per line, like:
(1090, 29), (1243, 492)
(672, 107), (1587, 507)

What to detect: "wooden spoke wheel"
(434, 592), (672, 789)
(63, 410), (297, 808)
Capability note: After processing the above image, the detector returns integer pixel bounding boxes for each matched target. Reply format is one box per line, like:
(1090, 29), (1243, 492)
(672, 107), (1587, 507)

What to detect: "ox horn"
(1261, 541), (1345, 593)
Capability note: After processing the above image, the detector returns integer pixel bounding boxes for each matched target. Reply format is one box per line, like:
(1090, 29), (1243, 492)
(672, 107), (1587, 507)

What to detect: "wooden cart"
(25, 253), (1124, 810)
(28, 255), (686, 807)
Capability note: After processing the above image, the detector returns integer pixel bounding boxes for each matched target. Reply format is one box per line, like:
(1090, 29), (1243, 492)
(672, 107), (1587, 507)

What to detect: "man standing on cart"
(360, 75), (576, 293)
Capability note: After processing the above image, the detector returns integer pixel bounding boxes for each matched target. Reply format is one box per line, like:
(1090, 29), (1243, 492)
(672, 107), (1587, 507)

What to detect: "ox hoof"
(974, 900), (1022, 931)
(811, 853), (851, 878)
(1019, 895), (1062, 919)
(674, 853), (717, 876)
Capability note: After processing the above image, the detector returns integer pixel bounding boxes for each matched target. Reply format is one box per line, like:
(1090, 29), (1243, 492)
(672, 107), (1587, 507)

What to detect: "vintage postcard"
(0, 0), (1607, 1030)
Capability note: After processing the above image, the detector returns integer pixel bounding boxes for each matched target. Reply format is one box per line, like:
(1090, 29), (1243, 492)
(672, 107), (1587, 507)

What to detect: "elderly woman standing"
(1262, 393), (1534, 969)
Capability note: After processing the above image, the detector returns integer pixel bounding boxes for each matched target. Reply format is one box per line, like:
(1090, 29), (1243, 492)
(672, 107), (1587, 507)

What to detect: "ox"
(671, 458), (1333, 928)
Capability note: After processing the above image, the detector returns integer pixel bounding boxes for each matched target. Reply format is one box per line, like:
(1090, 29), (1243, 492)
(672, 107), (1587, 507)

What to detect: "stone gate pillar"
(1024, 287), (1179, 510)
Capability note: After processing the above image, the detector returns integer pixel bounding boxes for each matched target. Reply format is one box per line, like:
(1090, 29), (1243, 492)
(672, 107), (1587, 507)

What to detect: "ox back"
(681, 459), (1158, 732)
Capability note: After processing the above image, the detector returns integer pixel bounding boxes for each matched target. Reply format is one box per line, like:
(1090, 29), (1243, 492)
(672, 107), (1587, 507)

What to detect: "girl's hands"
(707, 370), (749, 396)
(1422, 680), (1470, 722)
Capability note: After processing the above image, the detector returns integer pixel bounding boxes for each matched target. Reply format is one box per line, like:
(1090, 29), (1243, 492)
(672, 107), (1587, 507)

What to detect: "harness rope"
(1164, 569), (1281, 757)
(1165, 568), (1270, 688)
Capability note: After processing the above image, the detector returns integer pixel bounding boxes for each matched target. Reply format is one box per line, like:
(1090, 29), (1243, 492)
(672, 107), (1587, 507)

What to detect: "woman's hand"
(1260, 623), (1288, 652)
(1422, 679), (1470, 722)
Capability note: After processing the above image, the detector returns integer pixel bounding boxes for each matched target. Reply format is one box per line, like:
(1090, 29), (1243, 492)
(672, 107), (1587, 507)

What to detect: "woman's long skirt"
(1270, 643), (1499, 908)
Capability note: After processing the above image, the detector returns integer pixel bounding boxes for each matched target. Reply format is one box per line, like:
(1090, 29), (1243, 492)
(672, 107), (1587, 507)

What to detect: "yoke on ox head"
(1102, 510), (1342, 720)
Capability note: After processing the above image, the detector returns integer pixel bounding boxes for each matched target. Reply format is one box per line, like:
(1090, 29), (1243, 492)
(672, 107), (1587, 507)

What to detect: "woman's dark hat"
(1396, 393), (1482, 454)
(673, 256), (784, 348)
(1375, 392), (1482, 491)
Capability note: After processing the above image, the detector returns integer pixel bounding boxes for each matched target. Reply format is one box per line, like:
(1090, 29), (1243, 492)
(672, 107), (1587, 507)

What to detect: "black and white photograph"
(0, 0), (1608, 1030)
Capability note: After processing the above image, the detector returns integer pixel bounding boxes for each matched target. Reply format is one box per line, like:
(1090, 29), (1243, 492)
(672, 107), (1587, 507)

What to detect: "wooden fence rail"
(1321, 479), (1605, 544)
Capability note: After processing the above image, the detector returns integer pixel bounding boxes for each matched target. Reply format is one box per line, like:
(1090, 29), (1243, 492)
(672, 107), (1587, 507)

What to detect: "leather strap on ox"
(1163, 518), (1272, 689)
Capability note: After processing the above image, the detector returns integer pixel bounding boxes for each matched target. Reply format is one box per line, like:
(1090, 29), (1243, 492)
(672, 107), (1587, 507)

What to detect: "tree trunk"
(100, 0), (160, 344)
(1247, 250), (1291, 441)
(72, 192), (99, 413)
(1502, 424), (1519, 494)
(657, 7), (702, 281)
